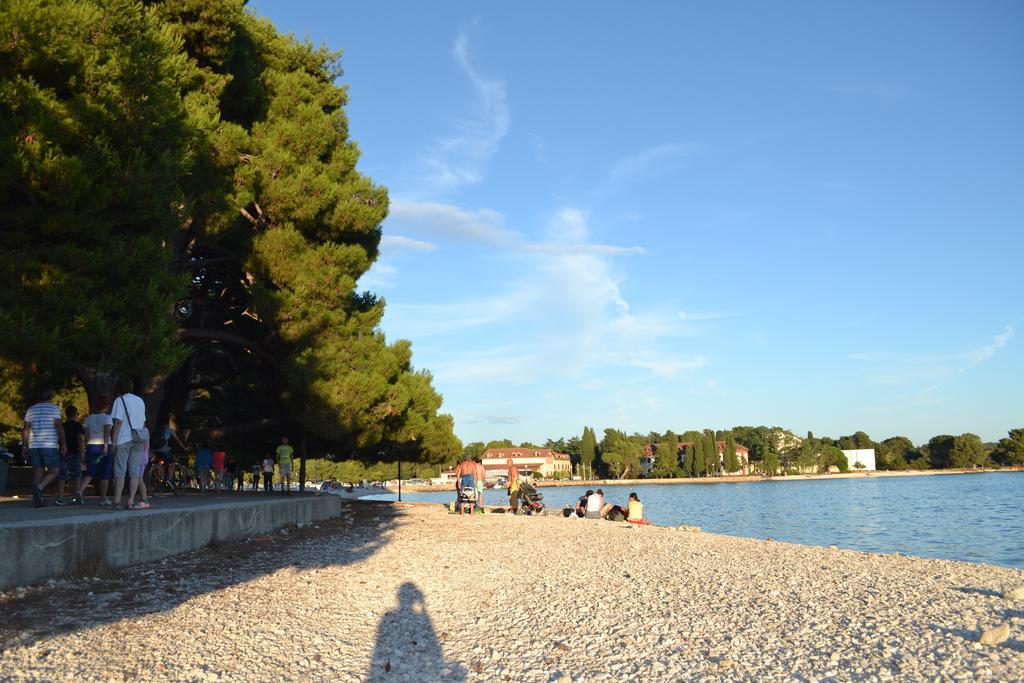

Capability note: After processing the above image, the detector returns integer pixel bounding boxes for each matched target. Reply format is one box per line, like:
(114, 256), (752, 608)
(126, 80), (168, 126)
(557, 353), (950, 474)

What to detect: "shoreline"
(401, 466), (1016, 493)
(3, 501), (1021, 680)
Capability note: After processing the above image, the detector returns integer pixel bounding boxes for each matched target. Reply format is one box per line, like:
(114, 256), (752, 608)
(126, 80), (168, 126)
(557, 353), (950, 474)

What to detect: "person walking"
(474, 457), (486, 513)
(54, 405), (85, 505)
(276, 437), (294, 495)
(212, 444), (226, 492)
(224, 452), (237, 492)
(194, 443), (213, 492)
(151, 421), (186, 494)
(24, 388), (67, 507)
(75, 396), (113, 506)
(110, 378), (150, 509)
(262, 452), (275, 493)
(251, 462), (262, 491)
(506, 458), (520, 513)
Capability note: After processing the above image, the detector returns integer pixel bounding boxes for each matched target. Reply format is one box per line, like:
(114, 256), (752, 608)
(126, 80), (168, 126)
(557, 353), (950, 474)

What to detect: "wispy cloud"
(380, 235), (437, 252)
(960, 326), (1014, 370)
(853, 326), (1015, 408)
(419, 29), (509, 194)
(464, 413), (522, 425)
(357, 262), (397, 291)
(609, 143), (698, 179)
(385, 207), (710, 385)
(388, 201), (646, 255)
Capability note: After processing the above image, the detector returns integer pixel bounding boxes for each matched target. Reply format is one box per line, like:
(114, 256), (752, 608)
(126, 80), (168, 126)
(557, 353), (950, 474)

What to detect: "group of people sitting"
(572, 489), (651, 524)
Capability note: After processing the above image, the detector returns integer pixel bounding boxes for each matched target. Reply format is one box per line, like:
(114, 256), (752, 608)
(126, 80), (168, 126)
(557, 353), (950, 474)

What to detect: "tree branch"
(176, 328), (278, 365)
(187, 417), (284, 440)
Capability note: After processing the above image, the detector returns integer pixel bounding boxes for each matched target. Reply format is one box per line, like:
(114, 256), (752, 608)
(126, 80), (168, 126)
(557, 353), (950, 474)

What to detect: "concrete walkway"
(0, 492), (342, 590)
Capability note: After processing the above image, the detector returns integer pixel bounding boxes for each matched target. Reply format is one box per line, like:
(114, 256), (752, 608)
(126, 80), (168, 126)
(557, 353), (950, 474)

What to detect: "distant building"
(481, 448), (572, 479)
(842, 448), (876, 471)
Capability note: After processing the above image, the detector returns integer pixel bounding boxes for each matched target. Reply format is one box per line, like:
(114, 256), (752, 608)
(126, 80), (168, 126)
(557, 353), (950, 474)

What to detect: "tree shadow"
(367, 582), (466, 682)
(0, 500), (402, 652)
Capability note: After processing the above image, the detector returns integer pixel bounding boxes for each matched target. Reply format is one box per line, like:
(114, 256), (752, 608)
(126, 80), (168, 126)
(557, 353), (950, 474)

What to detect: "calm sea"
(365, 471), (1024, 568)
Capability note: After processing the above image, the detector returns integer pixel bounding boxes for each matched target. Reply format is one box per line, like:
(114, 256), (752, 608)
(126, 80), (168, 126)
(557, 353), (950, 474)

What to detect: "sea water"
(365, 471), (1024, 568)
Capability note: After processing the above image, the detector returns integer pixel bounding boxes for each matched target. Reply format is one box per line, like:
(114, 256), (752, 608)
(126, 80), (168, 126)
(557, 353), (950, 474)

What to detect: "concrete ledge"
(0, 495), (343, 590)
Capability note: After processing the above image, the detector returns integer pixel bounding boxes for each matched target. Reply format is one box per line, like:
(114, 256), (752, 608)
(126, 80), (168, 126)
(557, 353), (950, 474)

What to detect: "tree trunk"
(75, 367), (118, 411)
(299, 427), (307, 493)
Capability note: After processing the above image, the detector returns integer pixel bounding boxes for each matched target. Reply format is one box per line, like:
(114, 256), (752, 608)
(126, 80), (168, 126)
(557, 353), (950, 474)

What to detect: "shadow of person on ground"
(368, 582), (466, 682)
(0, 500), (402, 651)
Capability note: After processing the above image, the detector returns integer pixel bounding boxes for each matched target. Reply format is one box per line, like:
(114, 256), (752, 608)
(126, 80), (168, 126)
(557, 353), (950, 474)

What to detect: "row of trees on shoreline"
(462, 426), (1024, 480)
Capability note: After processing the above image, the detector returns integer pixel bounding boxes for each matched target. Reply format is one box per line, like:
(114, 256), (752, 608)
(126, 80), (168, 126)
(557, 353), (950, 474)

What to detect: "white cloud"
(380, 235), (437, 252)
(609, 143), (698, 179)
(357, 262), (397, 291)
(852, 326), (1015, 403)
(960, 326), (1014, 370)
(419, 30), (509, 194)
(387, 200), (645, 255)
(384, 206), (710, 385)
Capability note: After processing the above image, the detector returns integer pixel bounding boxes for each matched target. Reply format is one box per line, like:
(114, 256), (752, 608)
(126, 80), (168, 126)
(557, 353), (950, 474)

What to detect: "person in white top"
(109, 378), (150, 509)
(585, 489), (604, 519)
(23, 388), (67, 507)
(74, 395), (114, 506)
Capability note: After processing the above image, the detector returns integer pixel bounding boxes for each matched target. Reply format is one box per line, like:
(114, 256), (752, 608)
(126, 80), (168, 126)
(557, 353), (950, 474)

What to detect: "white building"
(842, 448), (876, 471)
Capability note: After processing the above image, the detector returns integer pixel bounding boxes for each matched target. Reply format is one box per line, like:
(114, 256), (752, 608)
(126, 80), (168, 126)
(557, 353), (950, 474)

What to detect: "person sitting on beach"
(626, 492), (651, 525)
(601, 501), (628, 521)
(575, 490), (594, 518)
(585, 489), (604, 519)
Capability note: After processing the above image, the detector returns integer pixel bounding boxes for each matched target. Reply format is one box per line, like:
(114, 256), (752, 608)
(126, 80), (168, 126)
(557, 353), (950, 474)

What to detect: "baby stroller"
(456, 473), (478, 514)
(517, 478), (545, 515)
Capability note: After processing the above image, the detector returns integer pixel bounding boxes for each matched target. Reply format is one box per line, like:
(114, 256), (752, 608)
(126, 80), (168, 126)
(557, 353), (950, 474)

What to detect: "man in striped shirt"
(23, 388), (67, 507)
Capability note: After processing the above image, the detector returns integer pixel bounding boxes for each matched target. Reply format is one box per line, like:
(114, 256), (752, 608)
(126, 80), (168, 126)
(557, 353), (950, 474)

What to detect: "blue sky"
(251, 1), (1023, 446)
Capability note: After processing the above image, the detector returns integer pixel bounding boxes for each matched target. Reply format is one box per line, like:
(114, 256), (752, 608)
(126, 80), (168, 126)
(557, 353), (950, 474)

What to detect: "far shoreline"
(399, 466), (1020, 493)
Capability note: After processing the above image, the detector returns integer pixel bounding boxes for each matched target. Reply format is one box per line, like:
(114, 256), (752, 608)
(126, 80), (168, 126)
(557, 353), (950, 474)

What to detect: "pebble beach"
(2, 501), (1023, 682)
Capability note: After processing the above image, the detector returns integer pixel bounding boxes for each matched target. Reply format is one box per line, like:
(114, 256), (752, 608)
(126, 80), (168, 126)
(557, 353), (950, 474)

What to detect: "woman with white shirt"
(585, 488), (604, 519)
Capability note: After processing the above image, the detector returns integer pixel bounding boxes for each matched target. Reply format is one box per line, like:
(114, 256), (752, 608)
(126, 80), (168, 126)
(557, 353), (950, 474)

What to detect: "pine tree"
(581, 427), (596, 479)
(692, 439), (706, 478)
(703, 429), (718, 476)
(0, 0), (463, 470)
(724, 432), (740, 473)
(0, 0), (194, 396)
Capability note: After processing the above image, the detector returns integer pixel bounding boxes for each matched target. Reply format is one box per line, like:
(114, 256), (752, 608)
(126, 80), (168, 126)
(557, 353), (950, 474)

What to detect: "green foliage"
(926, 435), (955, 469)
(877, 436), (914, 470)
(702, 429), (717, 476)
(761, 450), (780, 476)
(462, 442), (486, 458)
(651, 440), (681, 478)
(723, 432), (740, 473)
(599, 428), (642, 478)
(0, 0), (461, 468)
(486, 438), (514, 449)
(992, 429), (1024, 467)
(580, 427), (596, 477)
(0, 0), (192, 387)
(949, 433), (987, 468)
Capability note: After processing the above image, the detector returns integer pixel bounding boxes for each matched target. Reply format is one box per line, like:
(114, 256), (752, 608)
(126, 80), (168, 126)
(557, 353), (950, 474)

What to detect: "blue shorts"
(59, 453), (83, 481)
(155, 450), (174, 464)
(85, 444), (112, 480)
(29, 447), (60, 469)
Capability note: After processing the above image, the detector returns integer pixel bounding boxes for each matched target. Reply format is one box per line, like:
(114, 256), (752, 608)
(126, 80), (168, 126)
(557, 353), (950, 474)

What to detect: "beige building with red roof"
(481, 448), (572, 478)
